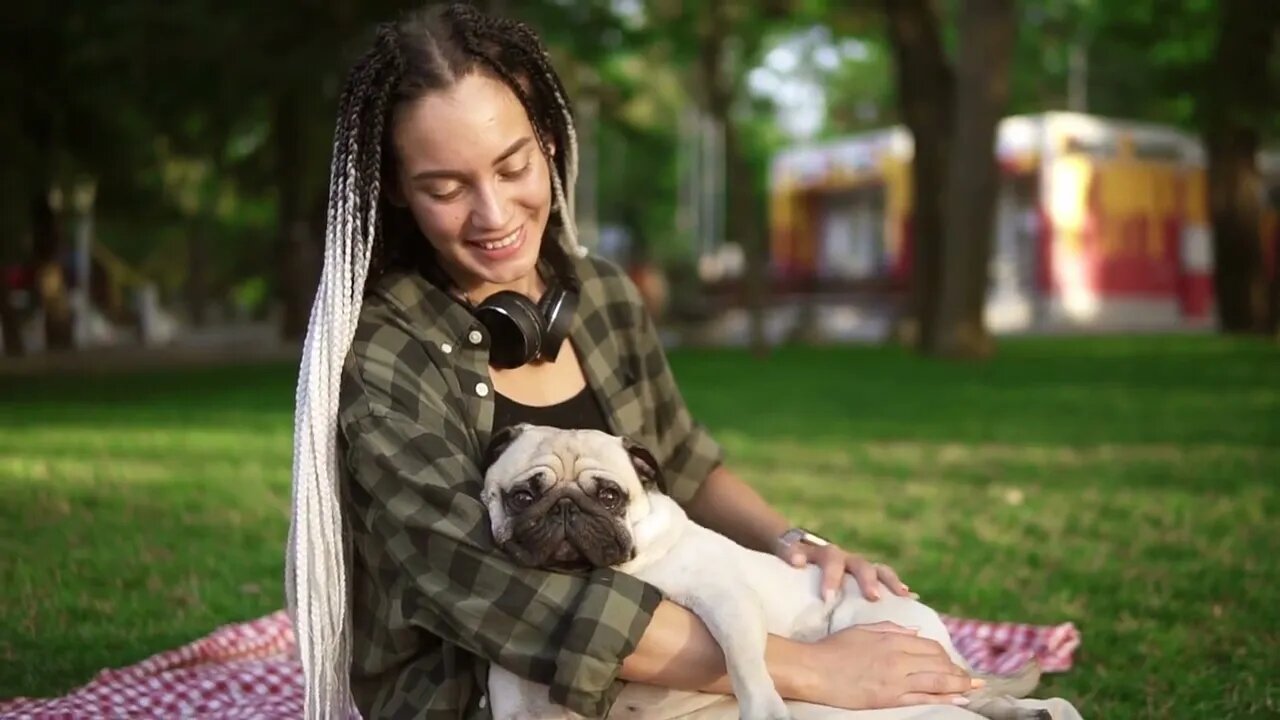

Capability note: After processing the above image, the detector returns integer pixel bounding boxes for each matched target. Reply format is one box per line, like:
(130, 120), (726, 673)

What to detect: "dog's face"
(480, 424), (664, 571)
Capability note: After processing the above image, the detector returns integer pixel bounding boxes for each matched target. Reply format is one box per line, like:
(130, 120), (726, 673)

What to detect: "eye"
(426, 186), (463, 202)
(498, 157), (532, 181)
(597, 486), (623, 509)
(494, 162), (524, 180)
(507, 489), (535, 511)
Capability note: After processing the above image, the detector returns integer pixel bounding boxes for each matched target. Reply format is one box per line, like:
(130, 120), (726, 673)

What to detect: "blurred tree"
(642, 0), (803, 355)
(882, 0), (1016, 359)
(880, 0), (951, 356)
(1200, 0), (1280, 335)
(936, 0), (1016, 357)
(3, 0), (104, 353)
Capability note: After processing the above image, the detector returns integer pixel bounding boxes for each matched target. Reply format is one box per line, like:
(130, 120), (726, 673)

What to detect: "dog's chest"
(631, 522), (835, 641)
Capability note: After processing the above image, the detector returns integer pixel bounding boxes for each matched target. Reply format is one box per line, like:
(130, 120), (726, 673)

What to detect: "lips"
(467, 225), (525, 261)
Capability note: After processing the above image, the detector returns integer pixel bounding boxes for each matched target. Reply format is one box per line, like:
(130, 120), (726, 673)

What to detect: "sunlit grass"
(1, 334), (1277, 718)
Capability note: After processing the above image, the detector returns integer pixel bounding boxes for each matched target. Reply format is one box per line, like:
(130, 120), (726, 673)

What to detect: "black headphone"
(472, 279), (578, 369)
(417, 246), (581, 369)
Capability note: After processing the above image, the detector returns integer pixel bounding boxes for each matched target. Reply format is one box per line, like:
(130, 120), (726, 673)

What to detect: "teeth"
(478, 228), (520, 251)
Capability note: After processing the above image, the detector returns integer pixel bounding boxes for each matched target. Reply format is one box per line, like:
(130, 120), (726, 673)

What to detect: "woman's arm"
(684, 464), (792, 554)
(619, 598), (978, 710)
(685, 464), (913, 602)
(618, 599), (807, 697)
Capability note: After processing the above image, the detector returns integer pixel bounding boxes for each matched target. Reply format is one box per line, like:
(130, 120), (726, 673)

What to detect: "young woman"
(286, 4), (1069, 720)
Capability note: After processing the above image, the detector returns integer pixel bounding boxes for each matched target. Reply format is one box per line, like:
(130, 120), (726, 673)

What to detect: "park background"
(2, 1), (1278, 718)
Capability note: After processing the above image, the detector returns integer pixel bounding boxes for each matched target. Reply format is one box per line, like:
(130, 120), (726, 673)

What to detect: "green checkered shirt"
(337, 252), (725, 720)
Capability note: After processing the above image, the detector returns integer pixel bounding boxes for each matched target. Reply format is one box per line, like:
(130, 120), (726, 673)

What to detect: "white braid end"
(286, 110), (378, 720)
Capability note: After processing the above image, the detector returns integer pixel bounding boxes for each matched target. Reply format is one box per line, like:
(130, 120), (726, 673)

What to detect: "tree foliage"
(3, 0), (1276, 356)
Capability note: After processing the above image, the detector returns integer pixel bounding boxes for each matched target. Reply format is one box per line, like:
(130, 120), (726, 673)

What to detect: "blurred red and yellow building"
(767, 112), (1280, 330)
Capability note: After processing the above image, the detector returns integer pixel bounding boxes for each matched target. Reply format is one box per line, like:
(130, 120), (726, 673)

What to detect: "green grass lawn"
(1, 334), (1277, 718)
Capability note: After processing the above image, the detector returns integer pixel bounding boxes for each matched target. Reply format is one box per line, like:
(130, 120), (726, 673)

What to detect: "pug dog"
(480, 424), (1054, 720)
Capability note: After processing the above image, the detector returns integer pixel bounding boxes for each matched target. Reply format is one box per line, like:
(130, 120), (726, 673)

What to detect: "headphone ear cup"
(475, 291), (544, 369)
(537, 284), (578, 362)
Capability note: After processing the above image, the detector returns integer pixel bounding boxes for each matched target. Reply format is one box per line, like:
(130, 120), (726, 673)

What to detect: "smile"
(471, 227), (522, 251)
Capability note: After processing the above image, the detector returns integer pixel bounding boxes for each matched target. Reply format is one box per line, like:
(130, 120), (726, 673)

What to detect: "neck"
(614, 492), (687, 574)
(444, 262), (544, 306)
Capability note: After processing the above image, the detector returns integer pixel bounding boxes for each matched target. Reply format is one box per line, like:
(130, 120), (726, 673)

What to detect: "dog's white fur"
(481, 425), (1050, 720)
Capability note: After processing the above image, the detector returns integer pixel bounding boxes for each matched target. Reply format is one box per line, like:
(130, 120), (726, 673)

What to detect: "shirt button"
(468, 329), (484, 345)
(475, 382), (489, 397)
(440, 342), (453, 354)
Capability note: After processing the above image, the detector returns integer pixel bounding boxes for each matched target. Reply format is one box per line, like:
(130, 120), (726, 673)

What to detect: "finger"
(851, 560), (881, 600)
(899, 651), (970, 678)
(877, 564), (911, 597)
(895, 692), (972, 708)
(821, 555), (845, 602)
(903, 670), (976, 697)
(789, 551), (806, 568)
(858, 621), (920, 635)
(895, 635), (958, 659)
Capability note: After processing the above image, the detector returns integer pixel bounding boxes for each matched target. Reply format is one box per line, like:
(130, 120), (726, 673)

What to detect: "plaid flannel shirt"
(336, 252), (725, 720)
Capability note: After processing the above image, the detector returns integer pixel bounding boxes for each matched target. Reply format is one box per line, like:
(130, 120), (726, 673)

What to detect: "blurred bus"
(767, 111), (1280, 332)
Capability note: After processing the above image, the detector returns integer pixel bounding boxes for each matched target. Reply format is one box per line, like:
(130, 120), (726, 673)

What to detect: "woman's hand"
(797, 621), (980, 710)
(781, 540), (913, 602)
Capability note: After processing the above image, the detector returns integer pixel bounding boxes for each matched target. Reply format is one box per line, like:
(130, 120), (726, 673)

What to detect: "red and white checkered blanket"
(0, 611), (1080, 719)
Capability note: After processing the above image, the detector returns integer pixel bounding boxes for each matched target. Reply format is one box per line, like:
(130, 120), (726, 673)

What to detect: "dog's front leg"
(487, 662), (582, 720)
(675, 587), (790, 720)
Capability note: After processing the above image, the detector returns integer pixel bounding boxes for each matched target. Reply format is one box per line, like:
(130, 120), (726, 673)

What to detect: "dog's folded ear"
(483, 423), (529, 473)
(622, 437), (666, 493)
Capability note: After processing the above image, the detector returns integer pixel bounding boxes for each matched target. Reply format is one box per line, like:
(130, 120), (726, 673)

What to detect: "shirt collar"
(368, 269), (479, 347)
(364, 254), (600, 352)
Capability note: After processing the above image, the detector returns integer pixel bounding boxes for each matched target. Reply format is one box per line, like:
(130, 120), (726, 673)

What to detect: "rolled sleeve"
(342, 406), (663, 717)
(547, 569), (663, 716)
(627, 289), (725, 506)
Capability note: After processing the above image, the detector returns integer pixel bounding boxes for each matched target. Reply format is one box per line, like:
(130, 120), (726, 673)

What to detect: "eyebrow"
(409, 136), (534, 183)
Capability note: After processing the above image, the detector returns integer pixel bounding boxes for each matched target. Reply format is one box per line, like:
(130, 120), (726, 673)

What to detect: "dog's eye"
(508, 490), (535, 510)
(597, 487), (622, 508)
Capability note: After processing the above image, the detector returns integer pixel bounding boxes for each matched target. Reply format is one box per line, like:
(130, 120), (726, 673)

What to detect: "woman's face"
(389, 71), (553, 297)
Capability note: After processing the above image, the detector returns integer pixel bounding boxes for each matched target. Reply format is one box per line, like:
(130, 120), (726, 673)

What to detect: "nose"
(554, 497), (578, 519)
(468, 182), (509, 233)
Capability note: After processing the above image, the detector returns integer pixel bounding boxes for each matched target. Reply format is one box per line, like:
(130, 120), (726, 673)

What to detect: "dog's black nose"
(554, 497), (578, 518)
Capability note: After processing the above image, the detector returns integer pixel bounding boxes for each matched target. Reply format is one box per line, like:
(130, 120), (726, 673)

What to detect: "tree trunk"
(1272, 230), (1280, 337)
(186, 224), (210, 327)
(1206, 131), (1269, 333)
(0, 233), (24, 355)
(724, 114), (770, 354)
(935, 0), (1016, 358)
(883, 0), (953, 353)
(0, 292), (22, 356)
(0, 183), (25, 357)
(1201, 0), (1280, 334)
(31, 192), (74, 351)
(696, 0), (769, 356)
(275, 91), (318, 341)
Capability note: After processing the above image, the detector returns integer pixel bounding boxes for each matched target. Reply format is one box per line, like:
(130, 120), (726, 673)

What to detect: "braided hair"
(286, 5), (583, 718)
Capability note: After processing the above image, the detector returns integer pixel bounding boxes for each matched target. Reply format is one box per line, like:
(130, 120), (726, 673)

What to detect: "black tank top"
(493, 384), (612, 435)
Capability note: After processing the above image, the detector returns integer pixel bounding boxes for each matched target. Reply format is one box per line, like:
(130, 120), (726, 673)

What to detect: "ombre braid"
(286, 5), (585, 718)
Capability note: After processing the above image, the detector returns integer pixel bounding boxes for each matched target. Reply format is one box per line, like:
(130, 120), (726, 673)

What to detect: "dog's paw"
(738, 692), (791, 720)
(966, 695), (1054, 720)
(740, 710), (791, 720)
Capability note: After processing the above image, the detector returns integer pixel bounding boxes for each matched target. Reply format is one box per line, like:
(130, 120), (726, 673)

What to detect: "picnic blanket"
(0, 611), (1080, 719)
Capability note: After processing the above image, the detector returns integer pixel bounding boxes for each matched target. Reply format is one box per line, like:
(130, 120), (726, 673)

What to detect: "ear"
(483, 424), (529, 473)
(622, 437), (666, 493)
